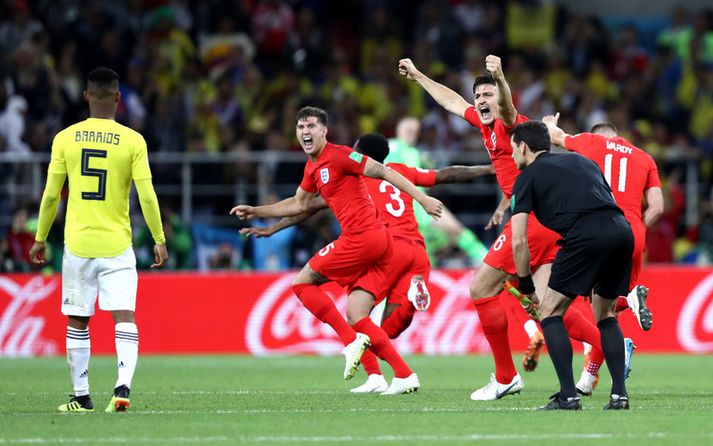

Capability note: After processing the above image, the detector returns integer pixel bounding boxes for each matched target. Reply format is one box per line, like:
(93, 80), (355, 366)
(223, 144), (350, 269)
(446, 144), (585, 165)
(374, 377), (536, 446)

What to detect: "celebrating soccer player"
(231, 107), (443, 394)
(29, 67), (168, 413)
(399, 55), (606, 400)
(242, 133), (495, 393)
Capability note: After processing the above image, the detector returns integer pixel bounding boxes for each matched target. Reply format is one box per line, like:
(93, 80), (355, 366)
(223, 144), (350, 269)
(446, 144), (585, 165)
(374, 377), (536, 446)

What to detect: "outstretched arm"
(240, 197), (329, 237)
(364, 157), (443, 219)
(231, 187), (316, 220)
(434, 165), (495, 184)
(398, 58), (471, 117)
(485, 55), (518, 127)
(542, 113), (569, 147)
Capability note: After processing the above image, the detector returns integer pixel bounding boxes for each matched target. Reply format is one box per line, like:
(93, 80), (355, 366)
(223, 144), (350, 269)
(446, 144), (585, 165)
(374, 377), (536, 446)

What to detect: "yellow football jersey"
(48, 118), (152, 257)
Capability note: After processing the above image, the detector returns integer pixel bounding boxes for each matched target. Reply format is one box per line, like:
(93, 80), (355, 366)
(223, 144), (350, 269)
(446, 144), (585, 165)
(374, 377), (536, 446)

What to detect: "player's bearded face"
(474, 84), (498, 125)
(296, 117), (327, 155)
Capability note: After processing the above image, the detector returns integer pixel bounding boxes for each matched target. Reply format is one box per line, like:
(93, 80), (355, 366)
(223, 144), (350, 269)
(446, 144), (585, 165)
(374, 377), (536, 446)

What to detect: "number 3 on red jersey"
(379, 180), (405, 218)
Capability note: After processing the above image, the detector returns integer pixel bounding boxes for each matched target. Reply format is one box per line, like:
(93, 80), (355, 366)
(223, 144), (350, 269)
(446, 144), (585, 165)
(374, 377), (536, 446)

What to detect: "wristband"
(518, 275), (535, 295)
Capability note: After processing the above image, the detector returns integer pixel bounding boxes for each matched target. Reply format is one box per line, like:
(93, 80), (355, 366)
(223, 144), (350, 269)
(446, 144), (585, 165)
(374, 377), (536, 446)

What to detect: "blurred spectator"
(0, 0), (712, 268)
(4, 206), (35, 272)
(136, 206), (193, 270)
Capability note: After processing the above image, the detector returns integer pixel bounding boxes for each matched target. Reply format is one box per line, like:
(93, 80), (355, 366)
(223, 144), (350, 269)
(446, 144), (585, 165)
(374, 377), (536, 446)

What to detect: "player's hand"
(485, 54), (504, 80)
(542, 112), (560, 127)
(230, 205), (256, 220)
(421, 196), (444, 220)
(29, 241), (47, 264)
(151, 243), (168, 268)
(485, 208), (505, 230)
(239, 226), (275, 238)
(398, 58), (422, 81)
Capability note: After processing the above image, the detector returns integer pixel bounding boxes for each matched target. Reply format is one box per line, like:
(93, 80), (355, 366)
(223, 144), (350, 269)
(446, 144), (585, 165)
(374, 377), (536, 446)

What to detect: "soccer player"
(242, 133), (495, 393)
(510, 121), (633, 410)
(231, 107), (443, 394)
(399, 55), (606, 400)
(542, 115), (664, 393)
(29, 67), (168, 413)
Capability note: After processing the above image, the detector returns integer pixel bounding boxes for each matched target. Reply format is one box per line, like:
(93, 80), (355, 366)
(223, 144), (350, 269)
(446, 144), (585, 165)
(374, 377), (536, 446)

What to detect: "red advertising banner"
(1, 267), (712, 357)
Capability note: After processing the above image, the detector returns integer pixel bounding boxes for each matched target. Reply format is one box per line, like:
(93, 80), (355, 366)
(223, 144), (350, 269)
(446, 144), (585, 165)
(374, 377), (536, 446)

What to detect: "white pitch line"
(0, 438), (230, 444)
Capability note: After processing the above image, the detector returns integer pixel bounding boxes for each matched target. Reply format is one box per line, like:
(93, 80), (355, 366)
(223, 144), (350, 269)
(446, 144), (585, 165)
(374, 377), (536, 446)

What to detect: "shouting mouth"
(479, 105), (492, 121)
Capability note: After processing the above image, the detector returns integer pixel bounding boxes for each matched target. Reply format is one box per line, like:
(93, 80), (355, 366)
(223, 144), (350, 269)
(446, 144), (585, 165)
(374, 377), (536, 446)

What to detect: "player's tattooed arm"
(364, 158), (443, 219)
(435, 165), (495, 184)
(240, 197), (328, 238)
(485, 55), (517, 127)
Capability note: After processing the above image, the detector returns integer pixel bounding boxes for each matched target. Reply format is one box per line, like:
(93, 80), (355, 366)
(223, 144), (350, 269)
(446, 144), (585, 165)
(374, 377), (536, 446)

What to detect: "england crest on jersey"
(490, 132), (497, 147)
(320, 168), (329, 184)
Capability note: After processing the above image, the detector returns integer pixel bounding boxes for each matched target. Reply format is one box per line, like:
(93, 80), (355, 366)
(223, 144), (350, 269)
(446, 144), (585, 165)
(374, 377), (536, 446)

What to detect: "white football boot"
(381, 373), (420, 395)
(470, 373), (524, 401)
(342, 333), (370, 380)
(576, 369), (598, 396)
(350, 374), (389, 393)
(407, 275), (431, 311)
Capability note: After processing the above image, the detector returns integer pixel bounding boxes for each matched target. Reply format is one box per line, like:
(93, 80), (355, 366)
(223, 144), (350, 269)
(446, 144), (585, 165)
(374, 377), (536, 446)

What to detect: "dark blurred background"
(1, 0), (712, 272)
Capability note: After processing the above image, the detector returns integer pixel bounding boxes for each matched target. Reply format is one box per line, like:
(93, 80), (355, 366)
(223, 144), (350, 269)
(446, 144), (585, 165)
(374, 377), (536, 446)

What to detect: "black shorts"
(548, 210), (634, 299)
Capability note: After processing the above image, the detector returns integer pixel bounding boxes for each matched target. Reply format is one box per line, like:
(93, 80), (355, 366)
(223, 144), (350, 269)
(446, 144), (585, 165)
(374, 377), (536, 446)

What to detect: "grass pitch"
(1, 354), (712, 445)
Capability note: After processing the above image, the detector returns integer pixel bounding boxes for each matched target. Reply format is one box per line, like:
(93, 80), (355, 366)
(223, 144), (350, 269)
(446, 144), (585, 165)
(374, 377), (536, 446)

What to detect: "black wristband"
(518, 275), (535, 295)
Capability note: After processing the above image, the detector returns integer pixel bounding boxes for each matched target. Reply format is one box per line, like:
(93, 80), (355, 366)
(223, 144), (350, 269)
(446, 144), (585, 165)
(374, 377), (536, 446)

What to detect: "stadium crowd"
(1, 0), (712, 271)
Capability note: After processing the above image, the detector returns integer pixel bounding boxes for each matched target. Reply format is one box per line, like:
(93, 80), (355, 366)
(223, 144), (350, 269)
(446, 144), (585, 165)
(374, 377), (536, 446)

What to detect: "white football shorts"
(61, 246), (138, 316)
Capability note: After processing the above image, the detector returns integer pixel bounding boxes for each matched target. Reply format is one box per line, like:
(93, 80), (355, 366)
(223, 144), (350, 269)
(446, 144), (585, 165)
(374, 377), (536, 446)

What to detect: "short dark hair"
(590, 122), (618, 134)
(87, 67), (119, 89)
(354, 133), (389, 163)
(472, 74), (495, 94)
(296, 106), (328, 126)
(511, 121), (551, 152)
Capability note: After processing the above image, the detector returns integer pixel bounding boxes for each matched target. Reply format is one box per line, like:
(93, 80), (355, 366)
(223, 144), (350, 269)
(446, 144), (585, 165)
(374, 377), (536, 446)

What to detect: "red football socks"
(353, 317), (412, 378)
(359, 350), (382, 375)
(474, 295), (517, 383)
(563, 306), (604, 360)
(292, 284), (355, 345)
(381, 304), (415, 339)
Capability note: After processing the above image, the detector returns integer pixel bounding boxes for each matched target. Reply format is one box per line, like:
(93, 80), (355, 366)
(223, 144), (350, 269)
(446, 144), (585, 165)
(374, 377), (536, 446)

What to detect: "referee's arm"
(511, 212), (531, 279)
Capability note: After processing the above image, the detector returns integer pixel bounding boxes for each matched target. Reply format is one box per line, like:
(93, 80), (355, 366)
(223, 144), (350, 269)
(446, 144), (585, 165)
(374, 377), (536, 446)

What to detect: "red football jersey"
(463, 107), (528, 198)
(564, 133), (661, 222)
(363, 163), (437, 242)
(300, 142), (383, 235)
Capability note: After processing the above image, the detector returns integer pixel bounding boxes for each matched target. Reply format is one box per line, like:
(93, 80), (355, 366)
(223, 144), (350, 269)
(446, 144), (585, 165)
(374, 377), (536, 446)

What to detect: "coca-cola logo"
(0, 276), (59, 357)
(245, 271), (491, 355)
(677, 271), (713, 352)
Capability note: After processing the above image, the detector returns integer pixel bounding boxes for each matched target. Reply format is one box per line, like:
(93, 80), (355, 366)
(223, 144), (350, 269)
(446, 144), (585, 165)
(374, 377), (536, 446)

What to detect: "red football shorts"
(384, 237), (431, 307)
(308, 226), (393, 298)
(484, 213), (560, 275)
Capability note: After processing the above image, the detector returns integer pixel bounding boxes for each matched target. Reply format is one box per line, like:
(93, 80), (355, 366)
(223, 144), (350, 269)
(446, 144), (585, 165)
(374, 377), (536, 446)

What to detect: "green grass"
(1, 354), (712, 445)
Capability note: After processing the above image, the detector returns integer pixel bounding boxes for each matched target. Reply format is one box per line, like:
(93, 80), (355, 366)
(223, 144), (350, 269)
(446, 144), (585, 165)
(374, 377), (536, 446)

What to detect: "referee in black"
(509, 121), (633, 411)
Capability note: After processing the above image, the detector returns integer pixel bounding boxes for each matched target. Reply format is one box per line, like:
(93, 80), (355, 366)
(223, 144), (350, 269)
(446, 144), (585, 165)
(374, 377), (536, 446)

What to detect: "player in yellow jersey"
(29, 67), (168, 413)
